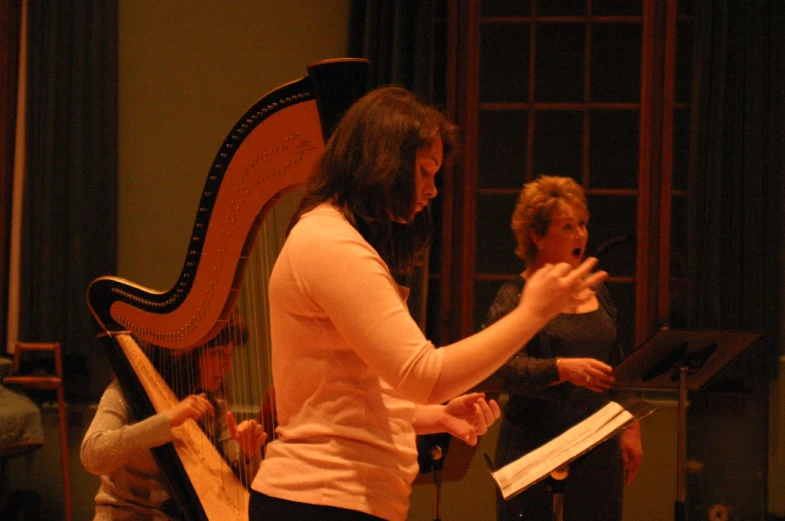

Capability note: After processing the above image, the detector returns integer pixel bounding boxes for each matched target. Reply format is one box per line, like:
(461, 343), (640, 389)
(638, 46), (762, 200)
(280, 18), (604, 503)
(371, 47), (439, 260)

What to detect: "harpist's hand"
(168, 393), (214, 427)
(227, 411), (267, 456)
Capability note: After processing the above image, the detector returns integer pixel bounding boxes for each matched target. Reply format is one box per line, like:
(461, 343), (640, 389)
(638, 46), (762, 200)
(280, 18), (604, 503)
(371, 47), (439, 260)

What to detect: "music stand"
(612, 327), (764, 521)
(414, 382), (505, 521)
(416, 433), (453, 521)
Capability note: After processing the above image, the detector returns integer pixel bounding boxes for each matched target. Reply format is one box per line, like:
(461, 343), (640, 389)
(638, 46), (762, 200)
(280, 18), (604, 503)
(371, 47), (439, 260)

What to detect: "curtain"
(19, 2), (118, 400)
(349, 0), (439, 96)
(688, 0), (784, 340)
(0, 0), (21, 355)
(686, 0), (785, 513)
(348, 0), (442, 330)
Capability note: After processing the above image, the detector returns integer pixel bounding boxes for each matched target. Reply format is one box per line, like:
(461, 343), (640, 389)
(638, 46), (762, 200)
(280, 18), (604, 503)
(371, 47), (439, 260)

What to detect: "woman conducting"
(249, 88), (607, 521)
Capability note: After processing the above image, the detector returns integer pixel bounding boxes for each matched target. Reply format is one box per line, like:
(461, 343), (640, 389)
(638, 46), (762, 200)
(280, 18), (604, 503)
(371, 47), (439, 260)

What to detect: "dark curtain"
(0, 0), (21, 355)
(348, 0), (443, 329)
(348, 0), (440, 97)
(20, 2), (118, 400)
(686, 1), (785, 513)
(688, 0), (784, 343)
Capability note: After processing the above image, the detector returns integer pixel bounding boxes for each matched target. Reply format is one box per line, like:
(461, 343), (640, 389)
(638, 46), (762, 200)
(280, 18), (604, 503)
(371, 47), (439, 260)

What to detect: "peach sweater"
(251, 204), (445, 520)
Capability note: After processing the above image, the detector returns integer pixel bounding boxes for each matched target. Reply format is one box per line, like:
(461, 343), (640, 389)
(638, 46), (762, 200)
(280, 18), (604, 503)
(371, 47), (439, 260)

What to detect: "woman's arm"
(293, 218), (606, 405)
(429, 261), (606, 403)
(620, 421), (643, 484)
(81, 383), (215, 476)
(80, 382), (174, 475)
(482, 281), (561, 393)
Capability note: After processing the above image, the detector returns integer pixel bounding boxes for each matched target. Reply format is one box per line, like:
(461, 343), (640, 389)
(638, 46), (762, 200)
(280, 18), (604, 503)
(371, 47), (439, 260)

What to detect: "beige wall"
(117, 0), (351, 289)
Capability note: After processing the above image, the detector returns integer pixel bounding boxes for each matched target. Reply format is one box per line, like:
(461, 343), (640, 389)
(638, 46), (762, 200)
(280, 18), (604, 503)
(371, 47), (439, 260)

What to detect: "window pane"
(482, 0), (531, 17)
(591, 23), (642, 103)
(535, 22), (585, 102)
(587, 194), (637, 278)
(533, 110), (583, 178)
(589, 110), (639, 189)
(678, 0), (695, 15)
(481, 23), (530, 102)
(538, 0), (586, 16)
(479, 110), (528, 189)
(592, 0), (642, 16)
(475, 193), (520, 275)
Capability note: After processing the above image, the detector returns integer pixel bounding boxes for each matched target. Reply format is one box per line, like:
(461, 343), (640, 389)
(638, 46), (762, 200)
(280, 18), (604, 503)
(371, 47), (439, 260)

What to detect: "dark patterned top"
(486, 277), (626, 521)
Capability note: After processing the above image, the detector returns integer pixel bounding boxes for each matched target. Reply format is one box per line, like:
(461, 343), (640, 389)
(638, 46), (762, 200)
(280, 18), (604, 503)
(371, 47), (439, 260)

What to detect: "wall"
(117, 0), (350, 289)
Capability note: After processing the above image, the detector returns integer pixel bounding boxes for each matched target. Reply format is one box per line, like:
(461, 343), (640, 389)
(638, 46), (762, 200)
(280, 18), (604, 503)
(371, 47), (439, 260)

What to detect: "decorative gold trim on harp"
(111, 99), (322, 348)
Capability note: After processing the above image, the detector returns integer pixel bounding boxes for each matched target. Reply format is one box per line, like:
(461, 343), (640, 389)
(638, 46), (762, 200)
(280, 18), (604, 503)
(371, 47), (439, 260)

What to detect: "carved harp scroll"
(86, 58), (370, 521)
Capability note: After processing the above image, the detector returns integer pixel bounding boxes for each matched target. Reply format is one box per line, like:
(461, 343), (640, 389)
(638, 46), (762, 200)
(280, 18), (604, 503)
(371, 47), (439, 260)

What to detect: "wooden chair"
(3, 341), (71, 521)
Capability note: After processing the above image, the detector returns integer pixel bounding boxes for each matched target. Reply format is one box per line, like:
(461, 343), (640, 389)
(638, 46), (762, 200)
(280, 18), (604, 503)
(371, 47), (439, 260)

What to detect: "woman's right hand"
(556, 357), (614, 391)
(518, 258), (607, 323)
(167, 393), (215, 427)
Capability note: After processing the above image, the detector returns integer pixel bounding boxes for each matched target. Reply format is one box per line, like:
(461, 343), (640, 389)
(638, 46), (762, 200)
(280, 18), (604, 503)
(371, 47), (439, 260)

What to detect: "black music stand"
(417, 433), (452, 521)
(612, 327), (764, 521)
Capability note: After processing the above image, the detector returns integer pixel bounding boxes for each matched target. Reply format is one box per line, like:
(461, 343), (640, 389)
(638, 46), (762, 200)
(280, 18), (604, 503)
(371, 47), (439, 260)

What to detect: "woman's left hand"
(439, 393), (501, 446)
(620, 421), (643, 485)
(226, 411), (267, 456)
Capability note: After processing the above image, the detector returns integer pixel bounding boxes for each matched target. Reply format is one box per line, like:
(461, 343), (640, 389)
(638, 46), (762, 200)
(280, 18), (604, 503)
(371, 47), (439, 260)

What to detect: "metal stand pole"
(551, 465), (569, 521)
(675, 366), (688, 521)
(430, 444), (444, 521)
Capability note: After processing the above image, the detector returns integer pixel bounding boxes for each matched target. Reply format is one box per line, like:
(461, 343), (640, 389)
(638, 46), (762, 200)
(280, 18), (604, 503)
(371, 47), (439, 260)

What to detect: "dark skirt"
(248, 490), (385, 521)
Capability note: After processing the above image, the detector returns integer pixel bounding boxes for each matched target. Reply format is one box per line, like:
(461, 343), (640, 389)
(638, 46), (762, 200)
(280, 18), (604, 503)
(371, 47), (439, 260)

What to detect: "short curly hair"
(511, 175), (588, 265)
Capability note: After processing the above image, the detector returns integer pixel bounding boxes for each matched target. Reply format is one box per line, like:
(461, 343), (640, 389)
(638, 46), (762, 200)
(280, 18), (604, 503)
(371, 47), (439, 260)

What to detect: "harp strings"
(240, 188), (303, 446)
(136, 187), (300, 495)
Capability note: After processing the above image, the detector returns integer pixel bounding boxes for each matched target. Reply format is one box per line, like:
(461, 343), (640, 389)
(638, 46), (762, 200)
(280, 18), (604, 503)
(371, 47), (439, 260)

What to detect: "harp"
(86, 58), (370, 521)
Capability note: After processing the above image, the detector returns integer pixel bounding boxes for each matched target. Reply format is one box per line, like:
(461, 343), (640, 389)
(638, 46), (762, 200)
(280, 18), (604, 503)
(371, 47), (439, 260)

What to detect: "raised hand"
(556, 357), (615, 391)
(518, 257), (608, 323)
(439, 393), (501, 446)
(226, 411), (267, 456)
(167, 393), (214, 427)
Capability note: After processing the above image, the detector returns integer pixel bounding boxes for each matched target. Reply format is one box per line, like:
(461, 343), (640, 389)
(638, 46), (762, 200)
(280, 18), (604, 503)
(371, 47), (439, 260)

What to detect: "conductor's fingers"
(567, 257), (599, 281)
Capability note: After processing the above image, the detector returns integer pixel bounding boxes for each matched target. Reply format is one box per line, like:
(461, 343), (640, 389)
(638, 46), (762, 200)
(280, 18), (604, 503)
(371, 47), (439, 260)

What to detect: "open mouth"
(572, 247), (583, 257)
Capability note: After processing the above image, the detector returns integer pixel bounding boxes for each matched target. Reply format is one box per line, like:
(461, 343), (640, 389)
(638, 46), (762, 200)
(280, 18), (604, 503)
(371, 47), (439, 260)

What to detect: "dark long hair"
(289, 86), (460, 274)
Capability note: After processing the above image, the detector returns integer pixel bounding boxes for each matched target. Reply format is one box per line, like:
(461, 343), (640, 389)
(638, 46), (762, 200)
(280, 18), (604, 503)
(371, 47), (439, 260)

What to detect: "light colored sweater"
(81, 382), (259, 520)
(252, 203), (445, 521)
(81, 380), (178, 520)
